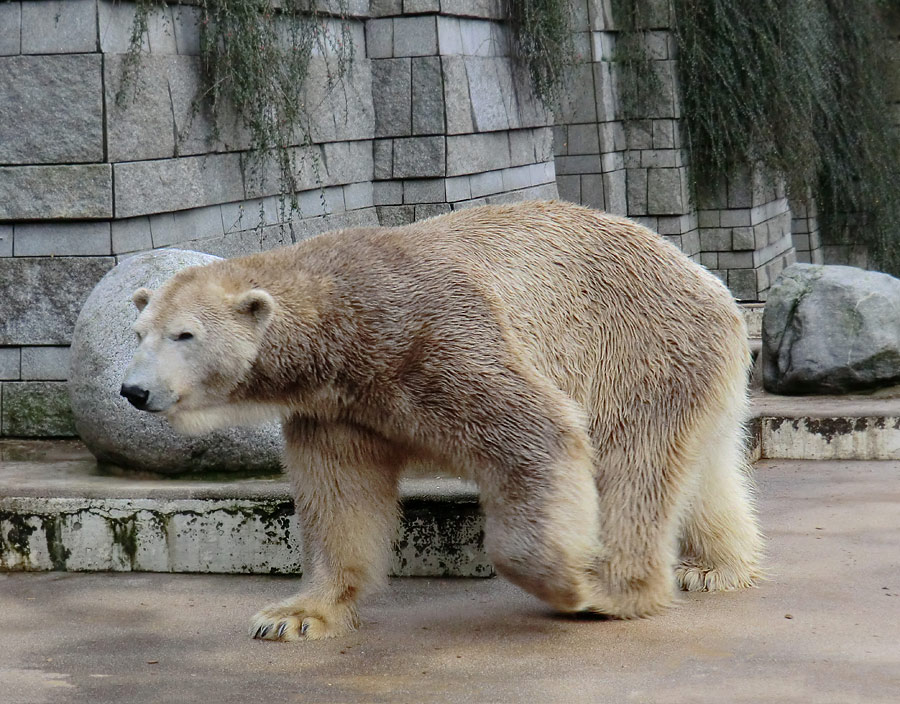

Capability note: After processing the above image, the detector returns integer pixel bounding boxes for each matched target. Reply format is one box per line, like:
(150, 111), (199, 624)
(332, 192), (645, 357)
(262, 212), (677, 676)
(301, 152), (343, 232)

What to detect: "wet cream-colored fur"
(124, 201), (762, 641)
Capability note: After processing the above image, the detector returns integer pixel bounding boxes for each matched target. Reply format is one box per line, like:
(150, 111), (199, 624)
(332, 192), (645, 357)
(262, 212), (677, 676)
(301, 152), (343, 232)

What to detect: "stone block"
(172, 205), (226, 246)
(469, 170), (503, 198)
(111, 218), (153, 255)
(588, 0), (615, 30)
(718, 251), (754, 269)
(370, 0), (403, 16)
(393, 16), (437, 57)
(465, 57), (508, 131)
(405, 0), (440, 11)
(0, 165), (113, 220)
(566, 124), (599, 156)
(415, 203), (452, 220)
(366, 19), (393, 58)
(0, 54), (103, 164)
(602, 169), (627, 214)
(641, 149), (678, 168)
(501, 165), (531, 192)
(626, 120), (653, 150)
(593, 62), (618, 121)
(647, 167), (685, 214)
(114, 154), (245, 219)
(172, 6), (202, 55)
(727, 269), (757, 300)
(374, 180), (403, 205)
(457, 18), (492, 56)
(509, 127), (552, 167)
(440, 0), (505, 20)
(437, 16), (463, 54)
(445, 175), (471, 202)
(556, 175), (580, 203)
(393, 136), (446, 178)
(0, 226), (11, 257)
(652, 119), (676, 149)
(20, 347), (70, 381)
(626, 168), (648, 215)
(560, 63), (596, 124)
(581, 174), (605, 210)
(343, 182), (374, 211)
(14, 223), (111, 257)
(105, 55), (177, 162)
(0, 348), (19, 381)
(412, 57), (445, 135)
(374, 139), (393, 180)
(0, 257), (114, 346)
(98, 1), (148, 53)
(700, 252), (718, 270)
(0, 3), (20, 55)
(700, 228), (731, 252)
(403, 178), (445, 203)
(21, 0), (97, 54)
(321, 140), (375, 186)
(377, 205), (416, 226)
(442, 56), (474, 134)
(721, 209), (752, 228)
(1, 381), (75, 437)
(732, 227), (755, 251)
(447, 132), (509, 176)
(373, 59), (412, 137)
(599, 152), (623, 173)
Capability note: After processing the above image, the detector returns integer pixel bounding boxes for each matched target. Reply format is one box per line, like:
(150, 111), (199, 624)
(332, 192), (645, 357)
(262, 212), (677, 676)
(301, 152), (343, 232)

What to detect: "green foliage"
(121, 0), (354, 235)
(672, 0), (900, 272)
(509, 0), (575, 107)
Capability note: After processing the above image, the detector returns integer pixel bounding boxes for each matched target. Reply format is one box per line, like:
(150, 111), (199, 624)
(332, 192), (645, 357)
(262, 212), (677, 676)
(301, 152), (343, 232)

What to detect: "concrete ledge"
(0, 441), (487, 577)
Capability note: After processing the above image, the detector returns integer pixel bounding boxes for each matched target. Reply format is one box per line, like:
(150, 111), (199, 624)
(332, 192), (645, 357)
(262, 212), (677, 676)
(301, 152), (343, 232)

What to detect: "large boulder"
(762, 263), (900, 394)
(69, 249), (283, 475)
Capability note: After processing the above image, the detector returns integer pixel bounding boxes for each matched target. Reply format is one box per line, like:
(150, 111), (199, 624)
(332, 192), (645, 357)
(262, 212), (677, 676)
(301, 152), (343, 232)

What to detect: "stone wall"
(0, 0), (876, 438)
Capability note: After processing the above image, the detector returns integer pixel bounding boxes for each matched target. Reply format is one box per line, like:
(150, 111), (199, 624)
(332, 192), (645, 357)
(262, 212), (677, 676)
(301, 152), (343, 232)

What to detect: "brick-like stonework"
(0, 0), (860, 436)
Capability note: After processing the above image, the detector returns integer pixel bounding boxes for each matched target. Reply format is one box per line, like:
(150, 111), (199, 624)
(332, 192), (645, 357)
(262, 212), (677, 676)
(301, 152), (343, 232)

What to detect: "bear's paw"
(249, 598), (359, 642)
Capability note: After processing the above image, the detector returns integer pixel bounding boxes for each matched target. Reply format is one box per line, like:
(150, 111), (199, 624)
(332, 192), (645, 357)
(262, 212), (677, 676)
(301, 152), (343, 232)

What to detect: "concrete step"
(2, 385), (899, 576)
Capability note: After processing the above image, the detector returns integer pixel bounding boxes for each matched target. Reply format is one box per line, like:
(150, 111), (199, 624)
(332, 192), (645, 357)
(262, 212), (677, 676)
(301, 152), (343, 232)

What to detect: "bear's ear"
(132, 287), (153, 312)
(233, 288), (276, 328)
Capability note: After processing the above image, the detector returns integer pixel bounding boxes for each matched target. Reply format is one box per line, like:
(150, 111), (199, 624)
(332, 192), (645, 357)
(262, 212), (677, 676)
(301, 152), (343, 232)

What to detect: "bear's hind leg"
(677, 413), (764, 592)
(251, 417), (403, 641)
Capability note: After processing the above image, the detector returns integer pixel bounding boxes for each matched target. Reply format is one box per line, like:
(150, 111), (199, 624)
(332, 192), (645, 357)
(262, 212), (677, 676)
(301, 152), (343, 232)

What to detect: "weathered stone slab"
(412, 57), (444, 135)
(21, 0), (97, 54)
(1, 382), (76, 437)
(0, 55), (103, 164)
(763, 264), (900, 394)
(393, 136), (446, 178)
(69, 249), (284, 475)
(0, 165), (112, 220)
(0, 257), (115, 346)
(0, 3), (20, 55)
(446, 132), (510, 176)
(105, 54), (177, 162)
(20, 347), (71, 382)
(373, 59), (412, 137)
(114, 154), (245, 219)
(13, 222), (111, 257)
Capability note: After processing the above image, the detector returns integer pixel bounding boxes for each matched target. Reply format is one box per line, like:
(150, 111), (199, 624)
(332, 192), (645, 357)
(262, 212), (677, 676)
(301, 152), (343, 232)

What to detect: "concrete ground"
(2, 459), (899, 704)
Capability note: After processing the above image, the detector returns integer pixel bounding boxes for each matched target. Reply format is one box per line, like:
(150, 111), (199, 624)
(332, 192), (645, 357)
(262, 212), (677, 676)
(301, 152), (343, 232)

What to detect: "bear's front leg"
(251, 417), (403, 642)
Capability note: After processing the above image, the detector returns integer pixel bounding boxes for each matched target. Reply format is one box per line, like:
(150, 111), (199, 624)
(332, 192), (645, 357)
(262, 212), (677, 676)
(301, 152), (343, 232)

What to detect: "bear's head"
(120, 266), (277, 434)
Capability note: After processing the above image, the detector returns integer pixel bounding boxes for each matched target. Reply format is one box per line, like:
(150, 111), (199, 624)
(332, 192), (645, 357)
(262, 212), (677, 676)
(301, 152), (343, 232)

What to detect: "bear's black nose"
(120, 384), (150, 410)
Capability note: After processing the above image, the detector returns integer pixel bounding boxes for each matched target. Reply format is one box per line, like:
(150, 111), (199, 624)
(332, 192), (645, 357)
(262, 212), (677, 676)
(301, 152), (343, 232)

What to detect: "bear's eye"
(174, 332), (194, 341)
(135, 332), (143, 343)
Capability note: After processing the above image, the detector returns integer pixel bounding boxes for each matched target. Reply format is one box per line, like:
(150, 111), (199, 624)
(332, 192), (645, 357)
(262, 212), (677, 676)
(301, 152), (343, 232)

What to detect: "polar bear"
(121, 201), (762, 641)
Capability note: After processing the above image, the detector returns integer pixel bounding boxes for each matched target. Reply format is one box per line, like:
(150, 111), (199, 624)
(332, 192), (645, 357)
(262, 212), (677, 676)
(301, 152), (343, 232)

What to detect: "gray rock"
(0, 164), (113, 220)
(21, 0), (98, 54)
(373, 59), (412, 138)
(69, 249), (283, 475)
(0, 257), (115, 346)
(0, 55), (103, 164)
(763, 264), (900, 394)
